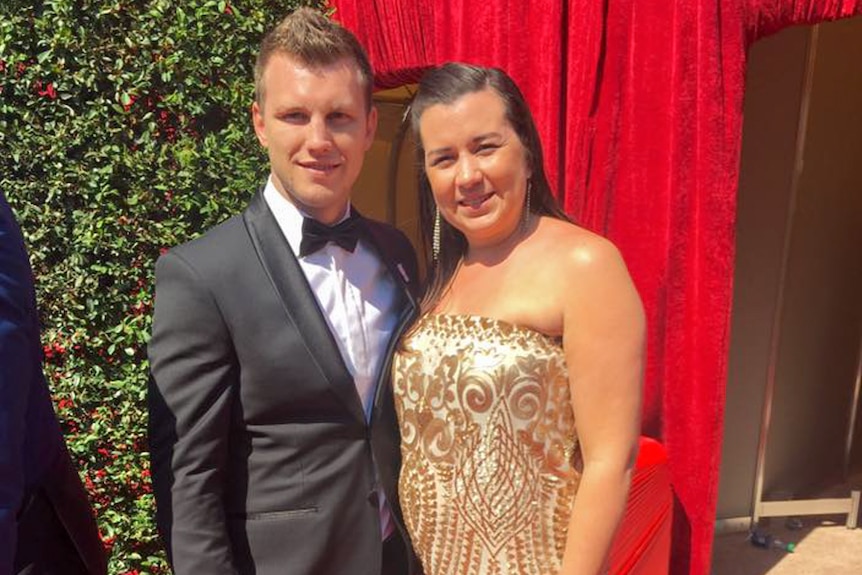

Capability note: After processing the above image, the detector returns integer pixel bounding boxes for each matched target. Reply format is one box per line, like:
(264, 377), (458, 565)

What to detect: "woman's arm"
(558, 235), (645, 575)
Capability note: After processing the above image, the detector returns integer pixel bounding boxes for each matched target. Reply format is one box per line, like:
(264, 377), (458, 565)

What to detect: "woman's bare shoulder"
(529, 217), (626, 279)
(530, 218), (644, 340)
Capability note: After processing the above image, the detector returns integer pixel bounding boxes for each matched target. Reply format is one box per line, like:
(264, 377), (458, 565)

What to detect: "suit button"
(368, 490), (379, 507)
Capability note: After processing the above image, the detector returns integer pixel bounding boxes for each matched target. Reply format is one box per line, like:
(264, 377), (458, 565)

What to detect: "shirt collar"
(262, 175), (352, 258)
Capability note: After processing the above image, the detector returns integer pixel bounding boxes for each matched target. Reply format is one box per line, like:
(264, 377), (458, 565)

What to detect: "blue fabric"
(0, 193), (64, 574)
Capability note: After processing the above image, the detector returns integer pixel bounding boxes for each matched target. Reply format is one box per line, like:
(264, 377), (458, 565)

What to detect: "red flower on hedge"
(131, 301), (149, 316)
(101, 532), (116, 552)
(122, 94), (138, 112)
(43, 341), (66, 363)
(34, 80), (57, 100)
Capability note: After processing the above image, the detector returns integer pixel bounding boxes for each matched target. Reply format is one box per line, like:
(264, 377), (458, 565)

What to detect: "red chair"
(608, 437), (673, 574)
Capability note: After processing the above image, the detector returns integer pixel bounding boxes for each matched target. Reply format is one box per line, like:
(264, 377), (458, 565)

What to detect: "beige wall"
(717, 24), (810, 519)
(353, 97), (422, 258)
(718, 17), (862, 518)
(353, 101), (399, 221)
(762, 17), (862, 496)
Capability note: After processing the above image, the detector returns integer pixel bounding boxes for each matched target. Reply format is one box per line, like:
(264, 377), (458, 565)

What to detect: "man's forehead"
(267, 51), (361, 77)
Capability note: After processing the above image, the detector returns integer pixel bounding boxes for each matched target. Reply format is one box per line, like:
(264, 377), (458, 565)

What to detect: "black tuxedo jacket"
(148, 191), (421, 575)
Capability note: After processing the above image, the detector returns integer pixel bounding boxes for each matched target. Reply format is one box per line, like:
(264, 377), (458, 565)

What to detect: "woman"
(392, 63), (645, 575)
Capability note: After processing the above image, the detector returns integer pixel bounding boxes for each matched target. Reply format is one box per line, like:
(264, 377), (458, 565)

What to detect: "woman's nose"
(455, 157), (482, 188)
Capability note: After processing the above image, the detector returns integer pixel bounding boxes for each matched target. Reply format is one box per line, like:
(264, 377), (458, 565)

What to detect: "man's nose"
(307, 117), (333, 152)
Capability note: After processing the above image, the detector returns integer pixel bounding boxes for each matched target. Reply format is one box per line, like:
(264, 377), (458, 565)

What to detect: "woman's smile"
(458, 191), (495, 210)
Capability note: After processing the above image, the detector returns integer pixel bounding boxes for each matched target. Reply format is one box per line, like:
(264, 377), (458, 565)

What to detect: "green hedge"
(1, 1), (323, 572)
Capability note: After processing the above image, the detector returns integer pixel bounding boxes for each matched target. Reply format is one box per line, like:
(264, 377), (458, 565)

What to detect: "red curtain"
(330, 1), (862, 574)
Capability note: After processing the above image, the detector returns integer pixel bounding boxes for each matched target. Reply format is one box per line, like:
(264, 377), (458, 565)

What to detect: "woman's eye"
(429, 156), (453, 167)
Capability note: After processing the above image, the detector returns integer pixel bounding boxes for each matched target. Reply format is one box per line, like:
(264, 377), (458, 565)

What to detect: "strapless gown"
(392, 314), (581, 575)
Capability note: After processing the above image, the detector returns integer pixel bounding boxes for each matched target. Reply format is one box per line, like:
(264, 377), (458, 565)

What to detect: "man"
(0, 192), (107, 575)
(148, 8), (420, 575)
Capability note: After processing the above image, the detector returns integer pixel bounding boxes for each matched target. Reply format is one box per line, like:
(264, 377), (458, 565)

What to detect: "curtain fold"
(330, 2), (862, 574)
(575, 3), (750, 573)
(746, 0), (862, 41)
(331, 0), (436, 88)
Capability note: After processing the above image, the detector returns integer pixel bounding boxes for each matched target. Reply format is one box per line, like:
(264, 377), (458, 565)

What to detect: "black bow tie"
(299, 214), (362, 257)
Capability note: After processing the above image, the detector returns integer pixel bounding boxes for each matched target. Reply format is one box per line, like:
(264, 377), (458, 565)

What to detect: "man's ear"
(251, 101), (268, 147)
(364, 105), (378, 151)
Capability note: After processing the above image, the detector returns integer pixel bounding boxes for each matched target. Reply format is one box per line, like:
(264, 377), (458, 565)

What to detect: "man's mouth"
(300, 160), (340, 173)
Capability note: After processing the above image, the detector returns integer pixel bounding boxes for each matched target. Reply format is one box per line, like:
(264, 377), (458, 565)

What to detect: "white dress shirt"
(263, 178), (398, 539)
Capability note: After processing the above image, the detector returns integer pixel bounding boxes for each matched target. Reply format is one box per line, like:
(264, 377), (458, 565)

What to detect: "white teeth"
(305, 163), (336, 171)
(461, 193), (491, 208)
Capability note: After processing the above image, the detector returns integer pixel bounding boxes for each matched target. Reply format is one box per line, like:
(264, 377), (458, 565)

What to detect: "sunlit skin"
(419, 88), (531, 253)
(418, 87), (645, 575)
(252, 53), (377, 225)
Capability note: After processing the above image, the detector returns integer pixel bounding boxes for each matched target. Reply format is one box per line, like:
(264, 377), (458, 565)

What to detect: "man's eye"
(281, 112), (307, 123)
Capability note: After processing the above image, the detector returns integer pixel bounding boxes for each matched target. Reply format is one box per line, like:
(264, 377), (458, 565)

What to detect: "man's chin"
(287, 187), (350, 220)
(302, 185), (349, 205)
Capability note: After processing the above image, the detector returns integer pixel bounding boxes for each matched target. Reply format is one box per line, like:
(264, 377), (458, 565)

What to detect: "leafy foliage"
(1, 0), (323, 572)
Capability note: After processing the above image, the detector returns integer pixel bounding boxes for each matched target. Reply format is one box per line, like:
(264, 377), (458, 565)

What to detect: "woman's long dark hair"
(411, 62), (571, 315)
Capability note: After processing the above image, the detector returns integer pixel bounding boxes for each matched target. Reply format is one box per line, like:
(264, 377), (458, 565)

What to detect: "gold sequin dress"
(392, 314), (581, 575)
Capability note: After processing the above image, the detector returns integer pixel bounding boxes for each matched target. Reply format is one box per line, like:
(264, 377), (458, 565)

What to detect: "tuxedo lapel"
(355, 214), (420, 418)
(243, 191), (366, 424)
(354, 213), (419, 312)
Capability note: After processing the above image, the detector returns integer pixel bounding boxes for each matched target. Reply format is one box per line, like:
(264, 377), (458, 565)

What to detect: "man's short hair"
(254, 8), (374, 110)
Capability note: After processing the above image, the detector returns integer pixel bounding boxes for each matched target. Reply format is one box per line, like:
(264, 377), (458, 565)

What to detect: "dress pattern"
(393, 314), (580, 575)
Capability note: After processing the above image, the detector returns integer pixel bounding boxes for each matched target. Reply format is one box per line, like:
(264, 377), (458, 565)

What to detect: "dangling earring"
(432, 206), (441, 261)
(522, 179), (532, 232)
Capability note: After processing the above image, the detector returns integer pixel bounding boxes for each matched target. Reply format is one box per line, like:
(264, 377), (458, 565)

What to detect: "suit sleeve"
(0, 202), (35, 574)
(147, 251), (239, 575)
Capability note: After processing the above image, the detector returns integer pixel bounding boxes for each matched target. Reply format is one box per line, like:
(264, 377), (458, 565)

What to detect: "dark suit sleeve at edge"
(147, 250), (239, 575)
(0, 203), (37, 573)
